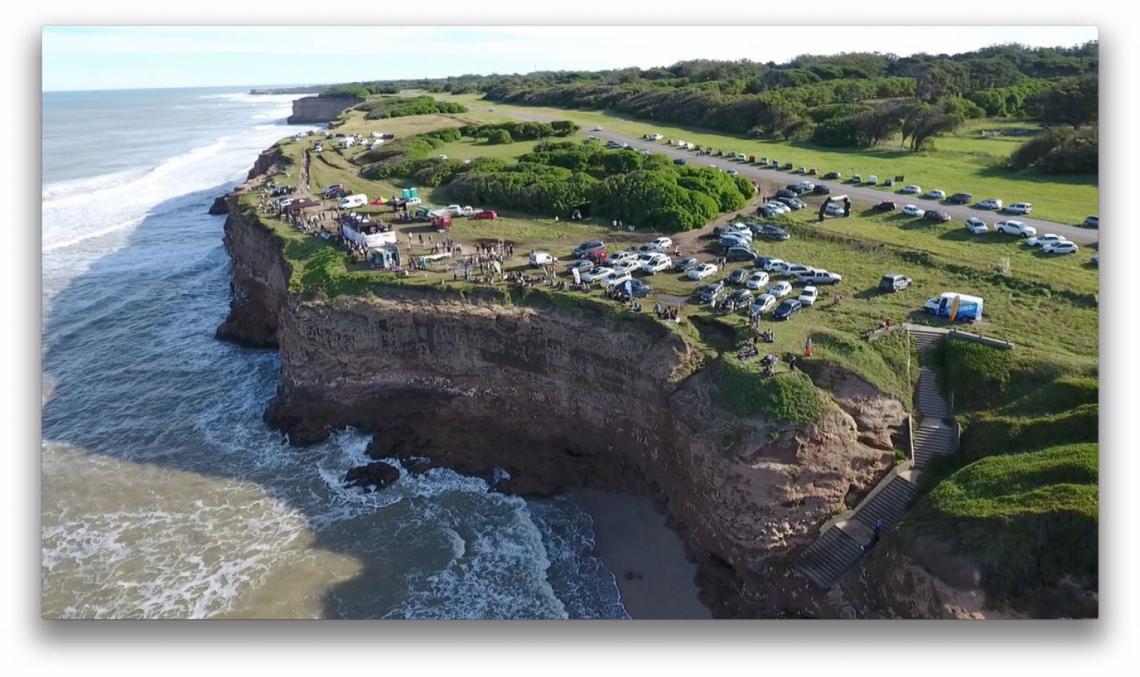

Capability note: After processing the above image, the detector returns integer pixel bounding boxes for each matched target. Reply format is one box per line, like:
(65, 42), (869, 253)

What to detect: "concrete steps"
(915, 367), (952, 419)
(909, 328), (945, 356)
(852, 476), (920, 532)
(796, 525), (866, 589)
(913, 422), (957, 466)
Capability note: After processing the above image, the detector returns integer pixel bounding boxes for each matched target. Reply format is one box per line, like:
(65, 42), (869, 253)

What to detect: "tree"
(1026, 74), (1098, 127)
(487, 129), (513, 144)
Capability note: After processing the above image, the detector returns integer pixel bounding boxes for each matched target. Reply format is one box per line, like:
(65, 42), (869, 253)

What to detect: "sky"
(41, 26), (1098, 92)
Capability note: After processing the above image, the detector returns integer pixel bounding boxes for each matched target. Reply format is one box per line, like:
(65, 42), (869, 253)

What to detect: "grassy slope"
(430, 92), (1098, 226)
(906, 443), (1098, 607)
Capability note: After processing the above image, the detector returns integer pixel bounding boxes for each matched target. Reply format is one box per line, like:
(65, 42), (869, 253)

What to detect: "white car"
(640, 253), (673, 274)
(745, 271), (771, 290)
(865, 175), (879, 185)
(1026, 233), (1068, 248)
(728, 222), (753, 236)
(965, 217), (988, 234)
(806, 270), (843, 285)
(592, 126), (603, 132)
(686, 263), (718, 281)
(608, 250), (638, 266)
(726, 169), (739, 176)
(976, 198), (1003, 210)
(612, 259), (642, 275)
(763, 258), (788, 273)
(795, 181), (815, 192)
(603, 271), (633, 288)
(749, 294), (778, 316)
(798, 286), (819, 306)
(923, 189), (946, 200)
(651, 236), (674, 249)
(901, 184), (922, 194)
(996, 220), (1037, 238)
(784, 263), (813, 279)
(768, 281), (793, 298)
(438, 154), (448, 160)
(580, 266), (614, 283)
(529, 251), (556, 266)
(764, 201), (790, 214)
(1043, 241), (1079, 255)
(902, 204), (925, 217)
(1005, 202), (1033, 215)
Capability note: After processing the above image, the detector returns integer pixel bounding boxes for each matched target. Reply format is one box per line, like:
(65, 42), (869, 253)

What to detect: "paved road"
(498, 108), (1099, 246)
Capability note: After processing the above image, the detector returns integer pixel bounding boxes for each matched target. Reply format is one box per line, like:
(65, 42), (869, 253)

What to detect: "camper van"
(924, 292), (984, 322)
(339, 194), (368, 209)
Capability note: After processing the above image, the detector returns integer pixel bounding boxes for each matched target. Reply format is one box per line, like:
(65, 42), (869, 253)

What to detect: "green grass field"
(428, 92), (1098, 226)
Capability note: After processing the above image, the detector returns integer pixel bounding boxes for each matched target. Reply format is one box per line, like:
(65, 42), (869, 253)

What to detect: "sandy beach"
(569, 489), (711, 619)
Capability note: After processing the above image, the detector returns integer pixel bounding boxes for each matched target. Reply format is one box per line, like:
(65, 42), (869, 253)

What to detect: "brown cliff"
(216, 171), (910, 617)
(286, 95), (362, 124)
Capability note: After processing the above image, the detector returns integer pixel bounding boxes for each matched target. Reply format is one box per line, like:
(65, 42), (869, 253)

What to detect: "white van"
(339, 194), (367, 209)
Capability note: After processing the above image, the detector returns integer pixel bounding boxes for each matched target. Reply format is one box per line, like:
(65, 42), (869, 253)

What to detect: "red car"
(872, 200), (897, 213)
(924, 210), (952, 223)
(473, 209), (498, 220)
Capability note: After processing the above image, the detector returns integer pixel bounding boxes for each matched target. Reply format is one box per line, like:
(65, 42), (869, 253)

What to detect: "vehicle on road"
(996, 220), (1037, 237)
(924, 210), (952, 223)
(799, 286), (819, 306)
(1026, 233), (1068, 248)
(1043, 241), (1079, 255)
(1083, 215), (1099, 228)
(901, 184), (921, 194)
(879, 273), (912, 292)
(965, 217), (988, 234)
(768, 281), (793, 298)
(749, 294), (778, 316)
(872, 200), (897, 213)
(923, 189), (946, 200)
(529, 251), (556, 266)
(687, 263), (718, 280)
(1004, 202), (1033, 215)
(947, 192), (973, 204)
(773, 299), (803, 321)
(746, 271), (771, 290)
(976, 198), (1003, 210)
(902, 204), (925, 217)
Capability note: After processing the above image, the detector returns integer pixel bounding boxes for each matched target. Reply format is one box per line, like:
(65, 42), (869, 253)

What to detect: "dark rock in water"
(344, 461), (401, 492)
(208, 196), (230, 215)
(398, 455), (433, 476)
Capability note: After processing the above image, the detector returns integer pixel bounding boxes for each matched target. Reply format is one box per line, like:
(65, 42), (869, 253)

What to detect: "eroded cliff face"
(286, 95), (362, 124)
(217, 184), (910, 617)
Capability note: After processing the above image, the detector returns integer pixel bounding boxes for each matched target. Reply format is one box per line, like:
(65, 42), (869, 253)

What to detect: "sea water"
(40, 87), (627, 619)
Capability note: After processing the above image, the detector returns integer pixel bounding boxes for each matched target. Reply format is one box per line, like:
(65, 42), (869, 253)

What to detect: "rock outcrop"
(216, 163), (910, 617)
(208, 196), (230, 215)
(287, 95), (362, 124)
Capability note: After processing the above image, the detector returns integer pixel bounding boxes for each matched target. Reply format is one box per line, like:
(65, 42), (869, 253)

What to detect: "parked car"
(759, 203), (788, 218)
(822, 171), (841, 180)
(608, 250), (637, 266)
(1083, 215), (1099, 228)
(753, 224), (790, 241)
(674, 257), (700, 272)
(872, 200), (897, 213)
(851, 174), (862, 184)
(1026, 233), (1069, 248)
(777, 196), (806, 209)
(720, 235), (751, 251)
(813, 184), (831, 195)
(776, 188), (797, 200)
(673, 158), (686, 165)
(697, 281), (726, 303)
(745, 270), (771, 290)
(976, 198), (1003, 210)
(805, 270), (843, 285)
(768, 281), (793, 298)
(798, 285), (820, 306)
(965, 217), (988, 234)
(865, 175), (879, 185)
(1043, 241), (1079, 255)
(580, 266), (614, 283)
(824, 202), (845, 217)
(473, 209), (498, 220)
(640, 253), (673, 274)
(619, 279), (654, 298)
(1091, 254), (1099, 266)
(902, 204), (925, 217)
(773, 299), (803, 320)
(566, 259), (595, 274)
(725, 289), (754, 307)
(901, 184), (922, 194)
(726, 246), (757, 262)
(612, 258), (642, 275)
(947, 192), (973, 204)
(572, 240), (605, 258)
(996, 220), (1037, 237)
(784, 263), (812, 279)
(879, 273), (912, 292)
(924, 210), (952, 223)
(923, 189), (946, 200)
(687, 263), (718, 281)
(749, 294), (778, 316)
(763, 258), (788, 273)
(1004, 202), (1033, 215)
(529, 251), (556, 266)
(592, 126), (603, 131)
(729, 268), (751, 285)
(795, 180), (815, 192)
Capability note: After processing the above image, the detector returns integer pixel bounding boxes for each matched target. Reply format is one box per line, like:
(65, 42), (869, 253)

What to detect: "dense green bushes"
(714, 360), (822, 424)
(355, 95), (468, 120)
(460, 120), (579, 142)
(959, 404), (1098, 461)
(906, 443), (1098, 608)
(1009, 126), (1098, 174)
(929, 339), (1015, 409)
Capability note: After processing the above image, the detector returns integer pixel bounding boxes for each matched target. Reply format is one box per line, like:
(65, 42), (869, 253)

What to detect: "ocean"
(40, 86), (628, 619)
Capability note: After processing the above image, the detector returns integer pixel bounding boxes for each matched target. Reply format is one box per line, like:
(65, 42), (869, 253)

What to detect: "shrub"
(714, 360), (822, 424)
(486, 129), (513, 144)
(928, 339), (1014, 409)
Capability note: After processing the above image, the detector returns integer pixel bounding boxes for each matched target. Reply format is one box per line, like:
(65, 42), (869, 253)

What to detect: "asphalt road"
(497, 108), (1100, 246)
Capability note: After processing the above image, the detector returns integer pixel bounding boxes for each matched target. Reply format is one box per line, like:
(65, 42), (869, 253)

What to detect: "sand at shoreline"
(569, 489), (711, 619)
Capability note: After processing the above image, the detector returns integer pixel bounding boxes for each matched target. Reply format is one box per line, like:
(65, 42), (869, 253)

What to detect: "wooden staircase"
(794, 325), (959, 589)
